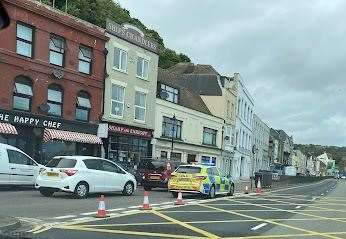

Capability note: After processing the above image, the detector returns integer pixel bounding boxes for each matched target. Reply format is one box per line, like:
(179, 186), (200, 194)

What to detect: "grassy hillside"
(41, 0), (191, 68)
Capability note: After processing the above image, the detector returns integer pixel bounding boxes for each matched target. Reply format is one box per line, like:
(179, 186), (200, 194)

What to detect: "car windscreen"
(46, 158), (77, 168)
(175, 166), (201, 174)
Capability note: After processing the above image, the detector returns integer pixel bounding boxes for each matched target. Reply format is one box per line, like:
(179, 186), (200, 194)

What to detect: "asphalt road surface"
(21, 178), (346, 239)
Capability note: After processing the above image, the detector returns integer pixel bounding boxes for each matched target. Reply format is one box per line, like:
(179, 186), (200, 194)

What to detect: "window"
(76, 91), (91, 121)
(134, 91), (146, 122)
(160, 84), (179, 103)
(136, 56), (149, 79)
(102, 161), (125, 174)
(231, 103), (235, 118)
(203, 127), (217, 146)
(83, 159), (102, 170)
(7, 150), (35, 165)
(162, 116), (182, 139)
(113, 47), (127, 72)
(226, 100), (230, 118)
(160, 151), (168, 159)
(79, 46), (92, 74)
(49, 35), (65, 66)
(46, 158), (77, 168)
(13, 76), (33, 111)
(47, 84), (63, 117)
(176, 166), (201, 174)
(16, 23), (34, 58)
(111, 84), (125, 117)
(187, 154), (196, 164)
(170, 152), (182, 161)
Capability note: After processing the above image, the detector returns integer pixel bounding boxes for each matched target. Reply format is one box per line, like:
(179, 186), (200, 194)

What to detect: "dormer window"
(160, 83), (179, 104)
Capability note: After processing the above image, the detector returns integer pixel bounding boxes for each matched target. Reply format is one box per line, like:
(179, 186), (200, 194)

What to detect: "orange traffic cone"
(141, 191), (151, 210)
(174, 191), (185, 205)
(244, 185), (249, 194)
(256, 180), (262, 195)
(95, 195), (109, 218)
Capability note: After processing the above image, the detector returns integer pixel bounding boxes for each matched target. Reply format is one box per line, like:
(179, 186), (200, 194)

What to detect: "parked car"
(142, 160), (179, 191)
(35, 156), (137, 198)
(0, 143), (42, 186)
(168, 163), (235, 199)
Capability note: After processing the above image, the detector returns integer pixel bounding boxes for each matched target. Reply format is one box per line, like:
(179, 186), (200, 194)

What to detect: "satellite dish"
(52, 68), (64, 80)
(160, 91), (169, 99)
(39, 103), (50, 113)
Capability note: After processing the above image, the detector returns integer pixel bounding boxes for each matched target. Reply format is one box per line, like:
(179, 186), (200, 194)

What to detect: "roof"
(167, 63), (220, 75)
(157, 69), (212, 115)
(53, 156), (103, 161)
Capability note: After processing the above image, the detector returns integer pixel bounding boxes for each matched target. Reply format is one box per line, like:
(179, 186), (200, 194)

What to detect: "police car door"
(213, 167), (222, 194)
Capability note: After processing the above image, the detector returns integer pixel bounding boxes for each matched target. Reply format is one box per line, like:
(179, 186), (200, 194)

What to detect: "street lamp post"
(171, 114), (177, 157)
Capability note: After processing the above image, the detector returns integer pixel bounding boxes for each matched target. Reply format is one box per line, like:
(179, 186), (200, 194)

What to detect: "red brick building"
(0, 0), (107, 163)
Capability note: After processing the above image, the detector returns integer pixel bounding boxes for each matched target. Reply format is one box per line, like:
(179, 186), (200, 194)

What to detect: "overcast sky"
(117, 0), (346, 146)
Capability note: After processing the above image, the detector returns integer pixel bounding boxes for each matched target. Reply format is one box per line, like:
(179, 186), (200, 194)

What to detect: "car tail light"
(195, 176), (207, 180)
(62, 169), (78, 176)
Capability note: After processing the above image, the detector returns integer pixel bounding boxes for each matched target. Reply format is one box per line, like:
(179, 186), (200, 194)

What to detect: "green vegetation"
(295, 144), (346, 170)
(40, 0), (191, 68)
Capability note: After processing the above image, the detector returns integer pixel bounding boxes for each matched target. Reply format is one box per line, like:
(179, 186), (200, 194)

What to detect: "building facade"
(101, 19), (159, 169)
(233, 73), (254, 181)
(252, 114), (270, 174)
(292, 149), (307, 175)
(153, 69), (224, 169)
(0, 0), (106, 163)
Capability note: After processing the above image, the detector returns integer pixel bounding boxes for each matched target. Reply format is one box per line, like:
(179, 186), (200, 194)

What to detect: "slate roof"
(167, 63), (220, 75)
(157, 69), (212, 115)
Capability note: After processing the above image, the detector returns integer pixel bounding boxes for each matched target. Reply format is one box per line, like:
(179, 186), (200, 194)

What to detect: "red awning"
(43, 128), (102, 145)
(0, 123), (18, 135)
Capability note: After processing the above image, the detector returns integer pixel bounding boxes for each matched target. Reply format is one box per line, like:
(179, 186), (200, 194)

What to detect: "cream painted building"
(292, 149), (307, 174)
(252, 114), (270, 174)
(153, 69), (224, 169)
(101, 20), (159, 169)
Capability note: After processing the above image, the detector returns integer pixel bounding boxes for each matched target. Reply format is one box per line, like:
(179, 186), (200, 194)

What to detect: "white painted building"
(232, 73), (254, 181)
(252, 114), (270, 175)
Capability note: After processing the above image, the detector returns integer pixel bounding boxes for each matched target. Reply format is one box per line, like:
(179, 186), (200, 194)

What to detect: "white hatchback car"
(35, 156), (137, 198)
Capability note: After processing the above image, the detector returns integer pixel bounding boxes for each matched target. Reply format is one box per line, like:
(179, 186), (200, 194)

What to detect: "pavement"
(0, 216), (20, 233)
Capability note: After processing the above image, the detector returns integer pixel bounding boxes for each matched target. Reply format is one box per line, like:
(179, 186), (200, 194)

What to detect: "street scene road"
(6, 178), (341, 239)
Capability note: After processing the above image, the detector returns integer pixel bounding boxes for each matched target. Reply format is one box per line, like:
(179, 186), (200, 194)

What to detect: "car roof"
(178, 164), (215, 168)
(53, 156), (104, 161)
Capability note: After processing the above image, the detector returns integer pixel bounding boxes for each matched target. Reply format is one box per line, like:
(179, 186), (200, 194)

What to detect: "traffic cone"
(95, 195), (109, 218)
(174, 190), (185, 205)
(141, 191), (151, 210)
(244, 185), (249, 194)
(256, 180), (262, 195)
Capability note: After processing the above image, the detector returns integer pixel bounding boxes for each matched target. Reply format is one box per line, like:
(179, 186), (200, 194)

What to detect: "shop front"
(0, 109), (102, 164)
(103, 123), (153, 170)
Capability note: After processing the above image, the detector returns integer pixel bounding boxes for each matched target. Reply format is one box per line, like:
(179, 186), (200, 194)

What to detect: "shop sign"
(0, 112), (62, 129)
(106, 19), (158, 53)
(108, 124), (152, 138)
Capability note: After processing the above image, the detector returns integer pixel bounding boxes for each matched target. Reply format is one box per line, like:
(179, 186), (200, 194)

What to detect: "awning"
(0, 123), (18, 135)
(43, 128), (102, 144)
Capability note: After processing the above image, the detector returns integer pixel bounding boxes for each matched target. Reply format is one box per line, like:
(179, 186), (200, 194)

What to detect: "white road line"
(80, 211), (97, 216)
(108, 208), (126, 212)
(124, 209), (140, 214)
(150, 203), (162, 206)
(128, 205), (141, 209)
(72, 217), (94, 222)
(156, 205), (173, 210)
(312, 197), (317, 201)
(251, 223), (268, 231)
(160, 202), (173, 205)
(295, 205), (302, 209)
(52, 215), (76, 220)
(320, 193), (324, 196)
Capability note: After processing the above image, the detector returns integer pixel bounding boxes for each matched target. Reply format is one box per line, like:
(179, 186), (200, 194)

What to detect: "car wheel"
(227, 184), (235, 196)
(208, 185), (216, 199)
(74, 182), (89, 199)
(171, 192), (178, 198)
(122, 182), (134, 196)
(39, 188), (54, 197)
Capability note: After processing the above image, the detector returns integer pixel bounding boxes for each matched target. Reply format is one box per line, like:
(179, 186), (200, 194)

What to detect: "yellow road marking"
(224, 231), (346, 239)
(235, 197), (346, 223)
(151, 210), (220, 239)
(54, 225), (205, 239)
(199, 204), (343, 239)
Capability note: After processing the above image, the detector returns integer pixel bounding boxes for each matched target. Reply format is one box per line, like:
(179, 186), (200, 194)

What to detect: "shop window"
(134, 91), (146, 122)
(13, 76), (33, 111)
(7, 149), (36, 165)
(160, 84), (179, 103)
(113, 47), (127, 72)
(76, 91), (91, 121)
(202, 156), (216, 167)
(78, 45), (93, 74)
(160, 151), (168, 159)
(47, 84), (63, 117)
(111, 84), (125, 117)
(187, 154), (196, 164)
(203, 127), (217, 146)
(162, 116), (182, 139)
(49, 34), (65, 67)
(16, 22), (34, 58)
(171, 152), (182, 161)
(136, 56), (149, 79)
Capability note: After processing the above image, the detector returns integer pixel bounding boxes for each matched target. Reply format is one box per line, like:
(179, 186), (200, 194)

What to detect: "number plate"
(149, 176), (160, 180)
(47, 172), (59, 177)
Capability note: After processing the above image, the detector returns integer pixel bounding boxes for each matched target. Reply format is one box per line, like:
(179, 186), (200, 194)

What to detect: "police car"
(168, 163), (235, 199)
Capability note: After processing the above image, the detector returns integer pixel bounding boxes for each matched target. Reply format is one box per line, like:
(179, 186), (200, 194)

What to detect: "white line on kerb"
(295, 205), (302, 209)
(53, 215), (76, 220)
(108, 208), (126, 212)
(80, 211), (97, 216)
(72, 217), (93, 221)
(128, 205), (141, 209)
(251, 223), (268, 231)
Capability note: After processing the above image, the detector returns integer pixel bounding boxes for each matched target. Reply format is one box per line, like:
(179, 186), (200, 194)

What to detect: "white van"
(0, 143), (41, 186)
